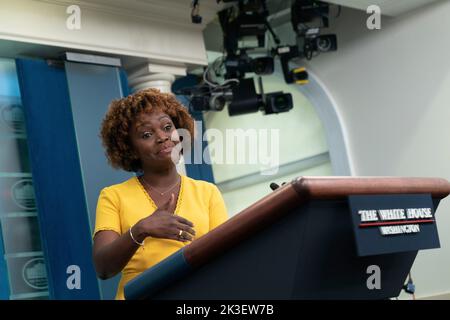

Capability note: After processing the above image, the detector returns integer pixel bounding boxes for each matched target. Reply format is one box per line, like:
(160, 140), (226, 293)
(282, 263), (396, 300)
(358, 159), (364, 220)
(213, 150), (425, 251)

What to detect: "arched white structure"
(296, 70), (354, 176)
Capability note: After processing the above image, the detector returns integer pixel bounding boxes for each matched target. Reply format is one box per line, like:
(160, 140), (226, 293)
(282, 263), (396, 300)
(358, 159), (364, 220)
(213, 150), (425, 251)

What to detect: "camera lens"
(315, 35), (337, 53)
(316, 37), (331, 52)
(252, 57), (274, 75)
(264, 92), (293, 114)
(273, 96), (284, 108)
(209, 95), (226, 111)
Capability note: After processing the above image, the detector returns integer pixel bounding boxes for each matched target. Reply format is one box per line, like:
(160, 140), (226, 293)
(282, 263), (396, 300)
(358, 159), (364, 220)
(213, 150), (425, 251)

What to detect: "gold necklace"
(141, 175), (181, 196)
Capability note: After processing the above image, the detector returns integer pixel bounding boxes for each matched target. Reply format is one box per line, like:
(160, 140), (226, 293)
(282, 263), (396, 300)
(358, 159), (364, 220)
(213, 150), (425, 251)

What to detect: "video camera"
(277, 0), (338, 84)
(212, 0), (293, 116)
(228, 77), (293, 116)
(218, 0), (280, 80)
(219, 0), (272, 52)
(180, 75), (292, 117)
(224, 52), (274, 79)
(179, 0), (340, 116)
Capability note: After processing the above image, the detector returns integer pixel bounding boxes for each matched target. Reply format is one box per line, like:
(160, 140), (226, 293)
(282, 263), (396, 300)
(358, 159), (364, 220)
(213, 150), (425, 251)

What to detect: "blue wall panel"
(15, 59), (100, 299)
(0, 58), (18, 300)
(119, 69), (130, 97)
(65, 62), (130, 299)
(0, 224), (9, 299)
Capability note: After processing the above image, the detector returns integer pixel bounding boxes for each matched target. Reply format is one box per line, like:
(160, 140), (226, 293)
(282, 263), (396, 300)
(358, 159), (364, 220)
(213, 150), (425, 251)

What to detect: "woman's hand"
(134, 193), (196, 242)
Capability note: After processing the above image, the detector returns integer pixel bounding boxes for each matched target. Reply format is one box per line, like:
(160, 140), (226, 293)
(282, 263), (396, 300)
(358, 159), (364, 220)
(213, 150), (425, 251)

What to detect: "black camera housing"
(191, 15), (202, 24)
(228, 78), (293, 116)
(303, 34), (337, 60)
(291, 0), (330, 31)
(228, 78), (261, 116)
(308, 34), (337, 52)
(219, 0), (270, 54)
(189, 95), (211, 112)
(264, 92), (294, 114)
(224, 54), (274, 79)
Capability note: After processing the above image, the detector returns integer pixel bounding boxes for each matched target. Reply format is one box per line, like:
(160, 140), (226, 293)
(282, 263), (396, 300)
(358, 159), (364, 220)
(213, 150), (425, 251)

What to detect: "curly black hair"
(100, 88), (195, 172)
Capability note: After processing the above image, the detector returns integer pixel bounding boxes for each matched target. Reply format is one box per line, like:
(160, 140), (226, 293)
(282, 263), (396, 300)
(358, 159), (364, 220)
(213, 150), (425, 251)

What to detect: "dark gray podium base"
(150, 199), (422, 300)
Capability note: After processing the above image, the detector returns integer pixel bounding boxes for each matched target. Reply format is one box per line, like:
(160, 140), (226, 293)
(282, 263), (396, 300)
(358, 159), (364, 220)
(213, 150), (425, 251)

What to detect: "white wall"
(222, 162), (333, 215)
(285, 1), (450, 298)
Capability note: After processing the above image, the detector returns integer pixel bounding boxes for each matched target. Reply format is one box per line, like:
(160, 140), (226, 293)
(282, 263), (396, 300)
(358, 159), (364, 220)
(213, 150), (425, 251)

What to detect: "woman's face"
(129, 110), (181, 169)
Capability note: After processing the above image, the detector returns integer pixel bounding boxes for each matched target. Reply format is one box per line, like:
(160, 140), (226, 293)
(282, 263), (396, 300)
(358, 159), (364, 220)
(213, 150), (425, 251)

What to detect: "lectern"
(124, 177), (450, 300)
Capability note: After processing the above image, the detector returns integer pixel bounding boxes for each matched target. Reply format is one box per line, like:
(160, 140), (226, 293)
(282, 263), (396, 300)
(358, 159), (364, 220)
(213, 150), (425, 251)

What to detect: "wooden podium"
(124, 177), (450, 300)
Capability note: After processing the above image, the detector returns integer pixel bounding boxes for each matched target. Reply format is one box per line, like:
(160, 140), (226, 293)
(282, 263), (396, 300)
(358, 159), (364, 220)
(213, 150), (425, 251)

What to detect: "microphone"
(270, 182), (287, 191)
(270, 182), (280, 190)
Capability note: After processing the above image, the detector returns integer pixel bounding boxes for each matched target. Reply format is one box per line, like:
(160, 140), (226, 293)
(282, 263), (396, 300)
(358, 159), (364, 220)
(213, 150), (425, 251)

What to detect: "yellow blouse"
(93, 174), (228, 300)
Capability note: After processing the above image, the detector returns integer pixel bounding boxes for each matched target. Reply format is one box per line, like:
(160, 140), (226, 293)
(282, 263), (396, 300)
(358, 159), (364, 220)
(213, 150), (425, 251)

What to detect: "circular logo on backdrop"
(22, 258), (48, 290)
(1, 103), (25, 133)
(11, 179), (36, 210)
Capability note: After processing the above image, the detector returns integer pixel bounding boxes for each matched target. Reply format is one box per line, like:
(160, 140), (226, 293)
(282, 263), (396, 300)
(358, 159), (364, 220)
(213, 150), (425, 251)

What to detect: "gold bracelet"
(129, 226), (145, 246)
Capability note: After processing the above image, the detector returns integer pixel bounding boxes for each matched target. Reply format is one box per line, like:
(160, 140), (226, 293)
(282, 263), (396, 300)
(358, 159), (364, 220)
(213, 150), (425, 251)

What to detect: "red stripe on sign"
(359, 219), (435, 228)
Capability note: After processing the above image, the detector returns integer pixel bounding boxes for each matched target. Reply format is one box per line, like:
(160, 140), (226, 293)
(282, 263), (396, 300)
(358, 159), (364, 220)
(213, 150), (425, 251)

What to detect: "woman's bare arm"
(92, 194), (195, 279)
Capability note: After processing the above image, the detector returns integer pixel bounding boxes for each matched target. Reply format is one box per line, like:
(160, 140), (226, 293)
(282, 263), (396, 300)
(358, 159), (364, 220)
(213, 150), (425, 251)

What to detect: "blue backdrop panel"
(186, 110), (215, 183)
(0, 224), (9, 299)
(65, 62), (130, 233)
(119, 69), (130, 97)
(65, 62), (130, 300)
(15, 59), (100, 299)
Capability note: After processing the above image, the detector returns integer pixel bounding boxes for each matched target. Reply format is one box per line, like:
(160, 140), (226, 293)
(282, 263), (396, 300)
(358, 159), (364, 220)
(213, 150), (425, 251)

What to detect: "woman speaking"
(92, 88), (228, 300)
